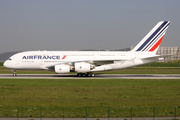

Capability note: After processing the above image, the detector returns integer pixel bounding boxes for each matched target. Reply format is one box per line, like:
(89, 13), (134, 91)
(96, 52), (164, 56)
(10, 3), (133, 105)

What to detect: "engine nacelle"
(75, 62), (95, 72)
(54, 65), (70, 74)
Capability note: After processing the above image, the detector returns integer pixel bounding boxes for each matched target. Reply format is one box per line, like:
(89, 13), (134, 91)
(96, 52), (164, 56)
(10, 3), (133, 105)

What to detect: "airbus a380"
(4, 21), (171, 77)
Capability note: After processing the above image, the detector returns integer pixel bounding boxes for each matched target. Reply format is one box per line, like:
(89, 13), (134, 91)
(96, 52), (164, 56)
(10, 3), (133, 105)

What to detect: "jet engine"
(54, 65), (70, 74)
(75, 62), (95, 72)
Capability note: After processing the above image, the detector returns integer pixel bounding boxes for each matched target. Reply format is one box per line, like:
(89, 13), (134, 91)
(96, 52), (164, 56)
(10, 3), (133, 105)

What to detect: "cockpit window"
(8, 58), (12, 60)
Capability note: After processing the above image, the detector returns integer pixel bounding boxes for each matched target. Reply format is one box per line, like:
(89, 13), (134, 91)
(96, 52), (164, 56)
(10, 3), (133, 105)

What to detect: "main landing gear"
(77, 72), (95, 77)
(11, 69), (17, 77)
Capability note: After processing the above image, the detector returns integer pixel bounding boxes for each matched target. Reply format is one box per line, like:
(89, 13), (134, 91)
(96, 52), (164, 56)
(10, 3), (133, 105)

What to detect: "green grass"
(0, 79), (180, 117)
(0, 62), (3, 66)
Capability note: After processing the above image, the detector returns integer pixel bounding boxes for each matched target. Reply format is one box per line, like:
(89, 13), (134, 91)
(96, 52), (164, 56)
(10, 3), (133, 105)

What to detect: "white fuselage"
(3, 51), (158, 73)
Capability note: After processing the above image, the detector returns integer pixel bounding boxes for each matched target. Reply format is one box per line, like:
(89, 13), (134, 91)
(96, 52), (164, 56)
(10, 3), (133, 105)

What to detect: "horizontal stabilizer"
(140, 54), (173, 60)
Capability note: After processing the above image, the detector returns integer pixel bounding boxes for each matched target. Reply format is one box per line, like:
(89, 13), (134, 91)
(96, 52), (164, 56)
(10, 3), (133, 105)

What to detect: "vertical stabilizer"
(131, 21), (170, 54)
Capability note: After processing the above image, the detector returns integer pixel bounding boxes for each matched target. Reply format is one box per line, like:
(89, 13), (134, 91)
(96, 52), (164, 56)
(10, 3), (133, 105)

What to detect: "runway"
(0, 74), (180, 79)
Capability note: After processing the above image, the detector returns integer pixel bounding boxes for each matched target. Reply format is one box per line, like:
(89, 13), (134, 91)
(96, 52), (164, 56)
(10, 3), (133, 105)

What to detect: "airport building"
(157, 47), (180, 62)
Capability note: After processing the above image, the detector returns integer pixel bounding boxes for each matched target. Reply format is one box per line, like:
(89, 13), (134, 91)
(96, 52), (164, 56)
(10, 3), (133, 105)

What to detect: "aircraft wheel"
(77, 73), (81, 77)
(13, 73), (17, 77)
(87, 73), (91, 77)
(82, 73), (87, 77)
(77, 73), (84, 77)
(77, 73), (94, 77)
(12, 69), (17, 77)
(87, 72), (94, 77)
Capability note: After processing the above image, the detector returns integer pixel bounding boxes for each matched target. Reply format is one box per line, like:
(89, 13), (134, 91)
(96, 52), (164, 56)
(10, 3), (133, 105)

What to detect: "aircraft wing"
(44, 58), (133, 70)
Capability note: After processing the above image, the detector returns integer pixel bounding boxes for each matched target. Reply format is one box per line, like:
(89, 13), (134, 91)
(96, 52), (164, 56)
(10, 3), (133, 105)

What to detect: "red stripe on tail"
(149, 35), (164, 52)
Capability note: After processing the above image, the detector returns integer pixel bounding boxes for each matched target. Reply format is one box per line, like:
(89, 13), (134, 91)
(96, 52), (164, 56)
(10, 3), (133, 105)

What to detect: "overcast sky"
(0, 0), (179, 53)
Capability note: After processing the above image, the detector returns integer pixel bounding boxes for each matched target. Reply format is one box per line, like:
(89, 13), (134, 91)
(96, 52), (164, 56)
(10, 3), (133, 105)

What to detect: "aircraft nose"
(3, 60), (11, 68)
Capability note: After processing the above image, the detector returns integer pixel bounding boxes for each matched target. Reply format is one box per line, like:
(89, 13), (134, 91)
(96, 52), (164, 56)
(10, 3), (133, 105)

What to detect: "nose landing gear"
(11, 69), (17, 76)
